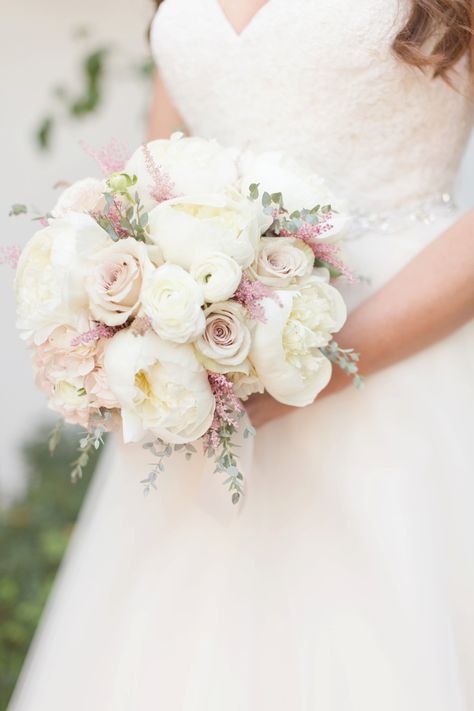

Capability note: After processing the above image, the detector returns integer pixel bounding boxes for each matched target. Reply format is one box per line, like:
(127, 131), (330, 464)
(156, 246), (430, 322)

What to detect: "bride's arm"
(324, 208), (474, 395)
(246, 209), (474, 426)
(147, 71), (185, 140)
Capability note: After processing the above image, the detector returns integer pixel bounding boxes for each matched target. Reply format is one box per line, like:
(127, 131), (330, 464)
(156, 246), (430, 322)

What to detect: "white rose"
(86, 237), (153, 326)
(16, 213), (110, 345)
(148, 192), (262, 270)
(240, 150), (348, 239)
(190, 252), (242, 303)
(254, 237), (314, 286)
(104, 329), (215, 444)
(195, 301), (251, 373)
(125, 133), (240, 210)
(250, 276), (346, 406)
(52, 178), (105, 218)
(141, 263), (205, 344)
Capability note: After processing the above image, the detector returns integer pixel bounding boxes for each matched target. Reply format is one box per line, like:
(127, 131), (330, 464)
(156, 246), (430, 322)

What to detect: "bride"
(9, 1), (474, 709)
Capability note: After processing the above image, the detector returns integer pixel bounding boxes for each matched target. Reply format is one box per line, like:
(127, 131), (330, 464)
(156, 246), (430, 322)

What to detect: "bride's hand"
(245, 392), (295, 429)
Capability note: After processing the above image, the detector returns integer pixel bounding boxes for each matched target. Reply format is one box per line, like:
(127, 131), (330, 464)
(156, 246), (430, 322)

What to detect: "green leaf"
(262, 191), (272, 208)
(314, 259), (342, 280)
(248, 183), (260, 200)
(36, 117), (54, 150)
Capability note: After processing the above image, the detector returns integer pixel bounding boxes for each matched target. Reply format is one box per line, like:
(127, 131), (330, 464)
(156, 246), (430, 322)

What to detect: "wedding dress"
(9, 1), (474, 709)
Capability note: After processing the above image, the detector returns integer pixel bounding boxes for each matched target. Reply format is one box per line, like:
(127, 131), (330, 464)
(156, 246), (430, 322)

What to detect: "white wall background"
(0, 0), (473, 500)
(0, 0), (152, 500)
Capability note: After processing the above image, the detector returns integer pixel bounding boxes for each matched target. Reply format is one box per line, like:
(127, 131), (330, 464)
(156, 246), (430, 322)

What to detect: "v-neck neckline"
(213, 0), (274, 39)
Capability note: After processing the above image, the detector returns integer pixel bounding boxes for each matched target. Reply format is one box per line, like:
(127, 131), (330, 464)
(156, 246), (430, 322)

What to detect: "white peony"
(250, 276), (346, 406)
(104, 329), (215, 444)
(86, 237), (153, 326)
(148, 192), (263, 270)
(141, 263), (205, 344)
(125, 133), (240, 211)
(52, 178), (106, 218)
(190, 252), (242, 303)
(195, 301), (252, 373)
(253, 237), (314, 287)
(240, 150), (348, 239)
(16, 213), (110, 345)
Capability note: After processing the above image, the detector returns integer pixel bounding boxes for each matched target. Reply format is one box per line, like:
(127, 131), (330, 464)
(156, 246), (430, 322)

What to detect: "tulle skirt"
(9, 211), (474, 711)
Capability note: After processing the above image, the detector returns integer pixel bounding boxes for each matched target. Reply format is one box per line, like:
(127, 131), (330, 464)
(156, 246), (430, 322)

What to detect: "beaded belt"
(343, 193), (457, 241)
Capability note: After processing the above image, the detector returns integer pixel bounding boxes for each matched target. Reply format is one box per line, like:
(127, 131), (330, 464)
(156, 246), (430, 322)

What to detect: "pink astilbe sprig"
(71, 323), (119, 347)
(80, 138), (129, 176)
(142, 144), (176, 203)
(233, 272), (281, 323)
(106, 197), (131, 239)
(0, 245), (22, 269)
(310, 241), (355, 281)
(129, 315), (152, 337)
(204, 373), (244, 451)
(279, 216), (354, 281)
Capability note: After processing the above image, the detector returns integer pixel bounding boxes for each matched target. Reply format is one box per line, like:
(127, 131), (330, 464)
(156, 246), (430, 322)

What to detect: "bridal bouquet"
(15, 133), (360, 503)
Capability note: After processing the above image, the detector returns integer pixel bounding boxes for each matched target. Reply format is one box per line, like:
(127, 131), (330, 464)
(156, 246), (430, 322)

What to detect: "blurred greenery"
(35, 27), (154, 151)
(0, 426), (102, 711)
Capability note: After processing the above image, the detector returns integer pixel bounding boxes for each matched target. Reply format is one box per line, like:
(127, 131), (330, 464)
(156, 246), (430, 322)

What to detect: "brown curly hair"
(152, 0), (473, 80)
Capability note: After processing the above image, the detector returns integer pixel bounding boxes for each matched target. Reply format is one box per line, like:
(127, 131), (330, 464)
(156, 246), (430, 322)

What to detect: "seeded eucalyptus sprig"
(141, 418), (256, 505)
(141, 439), (198, 496)
(69, 427), (106, 483)
(248, 182), (334, 236)
(321, 341), (365, 389)
(202, 413), (255, 505)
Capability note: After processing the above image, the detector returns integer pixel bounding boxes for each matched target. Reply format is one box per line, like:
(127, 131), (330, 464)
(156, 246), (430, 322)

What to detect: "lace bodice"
(151, 0), (473, 213)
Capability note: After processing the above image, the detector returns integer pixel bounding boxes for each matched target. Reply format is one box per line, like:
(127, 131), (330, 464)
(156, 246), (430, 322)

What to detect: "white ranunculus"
(228, 367), (264, 400)
(250, 277), (346, 406)
(86, 237), (153, 326)
(104, 329), (215, 444)
(16, 213), (110, 345)
(125, 133), (240, 210)
(52, 178), (106, 218)
(141, 263), (205, 344)
(190, 252), (242, 303)
(254, 237), (314, 287)
(240, 150), (348, 239)
(148, 192), (262, 270)
(195, 301), (251, 373)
